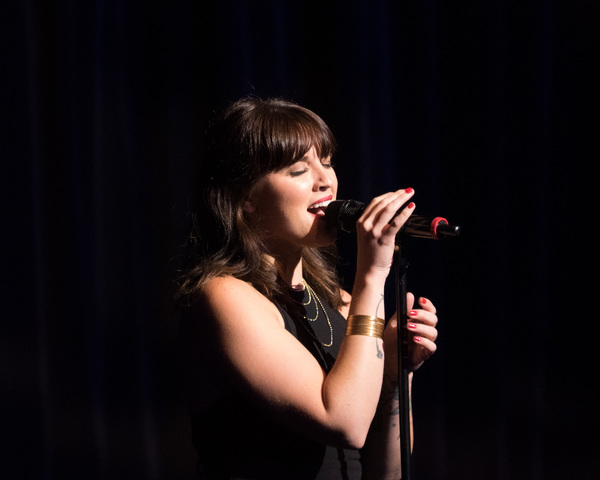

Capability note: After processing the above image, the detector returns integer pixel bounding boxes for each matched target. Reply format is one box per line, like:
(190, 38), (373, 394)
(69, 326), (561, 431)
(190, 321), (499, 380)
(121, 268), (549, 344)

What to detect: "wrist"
(346, 315), (385, 338)
(351, 274), (386, 301)
(354, 265), (389, 288)
(383, 371), (413, 389)
(348, 272), (387, 319)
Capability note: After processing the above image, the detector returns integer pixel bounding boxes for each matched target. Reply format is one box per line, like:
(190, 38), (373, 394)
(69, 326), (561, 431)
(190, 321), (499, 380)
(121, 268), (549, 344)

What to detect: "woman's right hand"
(354, 188), (415, 281)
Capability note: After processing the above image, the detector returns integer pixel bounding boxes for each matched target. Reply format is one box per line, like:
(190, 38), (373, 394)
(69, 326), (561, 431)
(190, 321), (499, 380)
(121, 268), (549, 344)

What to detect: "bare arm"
(187, 190), (417, 449)
(360, 376), (409, 480)
(190, 276), (383, 449)
(360, 294), (439, 478)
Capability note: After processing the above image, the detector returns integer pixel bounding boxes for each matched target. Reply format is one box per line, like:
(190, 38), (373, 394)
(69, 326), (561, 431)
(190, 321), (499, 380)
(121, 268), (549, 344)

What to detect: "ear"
(242, 198), (256, 213)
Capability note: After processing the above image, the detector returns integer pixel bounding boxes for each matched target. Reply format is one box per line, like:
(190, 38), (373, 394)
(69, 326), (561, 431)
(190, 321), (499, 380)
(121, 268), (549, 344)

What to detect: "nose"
(314, 162), (335, 191)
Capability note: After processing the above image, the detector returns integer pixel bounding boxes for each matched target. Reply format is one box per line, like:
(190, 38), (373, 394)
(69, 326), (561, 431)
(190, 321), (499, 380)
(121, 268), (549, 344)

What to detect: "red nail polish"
(408, 323), (417, 329)
(409, 310), (418, 316)
(407, 202), (415, 209)
(414, 336), (422, 342)
(420, 298), (427, 305)
(405, 187), (414, 194)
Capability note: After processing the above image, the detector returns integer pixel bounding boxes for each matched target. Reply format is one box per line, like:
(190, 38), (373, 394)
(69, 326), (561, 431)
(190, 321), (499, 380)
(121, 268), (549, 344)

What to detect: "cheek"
(254, 185), (301, 224)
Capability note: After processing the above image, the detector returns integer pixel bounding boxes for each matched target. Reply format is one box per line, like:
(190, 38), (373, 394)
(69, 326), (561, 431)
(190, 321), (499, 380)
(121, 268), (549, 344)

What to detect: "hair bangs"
(260, 102), (337, 172)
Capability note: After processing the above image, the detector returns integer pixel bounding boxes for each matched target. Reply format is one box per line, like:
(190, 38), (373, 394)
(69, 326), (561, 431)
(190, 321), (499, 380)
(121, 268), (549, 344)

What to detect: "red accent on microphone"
(430, 217), (449, 239)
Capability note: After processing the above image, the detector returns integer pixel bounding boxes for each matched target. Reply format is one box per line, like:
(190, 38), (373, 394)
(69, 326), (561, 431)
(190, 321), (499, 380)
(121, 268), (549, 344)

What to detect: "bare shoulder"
(186, 276), (284, 335)
(200, 275), (257, 302)
(181, 276), (285, 412)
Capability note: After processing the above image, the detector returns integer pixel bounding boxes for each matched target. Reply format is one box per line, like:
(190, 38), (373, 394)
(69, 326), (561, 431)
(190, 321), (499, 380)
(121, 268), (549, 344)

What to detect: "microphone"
(325, 199), (461, 240)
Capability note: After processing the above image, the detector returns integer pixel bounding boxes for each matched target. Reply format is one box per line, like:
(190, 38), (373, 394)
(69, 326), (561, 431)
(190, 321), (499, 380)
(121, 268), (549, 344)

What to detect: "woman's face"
(244, 146), (338, 254)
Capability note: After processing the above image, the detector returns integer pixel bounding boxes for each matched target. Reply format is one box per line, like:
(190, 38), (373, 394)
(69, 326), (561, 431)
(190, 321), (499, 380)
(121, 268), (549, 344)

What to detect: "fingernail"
(407, 202), (415, 209)
(408, 323), (417, 329)
(414, 336), (422, 342)
(409, 310), (418, 317)
(420, 298), (427, 305)
(405, 187), (414, 194)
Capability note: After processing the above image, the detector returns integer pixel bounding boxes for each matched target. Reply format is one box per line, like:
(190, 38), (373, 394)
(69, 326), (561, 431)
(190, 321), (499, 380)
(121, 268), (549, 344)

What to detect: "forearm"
(347, 271), (387, 319)
(321, 273), (388, 447)
(360, 374), (413, 480)
(321, 189), (415, 447)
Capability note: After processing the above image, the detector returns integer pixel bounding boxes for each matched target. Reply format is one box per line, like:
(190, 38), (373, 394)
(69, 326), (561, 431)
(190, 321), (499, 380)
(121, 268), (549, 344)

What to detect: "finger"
(384, 316), (398, 333)
(365, 188), (413, 215)
(408, 308), (438, 327)
(385, 198), (416, 234)
(359, 188), (415, 234)
(383, 317), (398, 340)
(417, 297), (437, 315)
(407, 323), (438, 342)
(413, 335), (437, 355)
(358, 190), (402, 225)
(373, 191), (415, 237)
(409, 336), (437, 372)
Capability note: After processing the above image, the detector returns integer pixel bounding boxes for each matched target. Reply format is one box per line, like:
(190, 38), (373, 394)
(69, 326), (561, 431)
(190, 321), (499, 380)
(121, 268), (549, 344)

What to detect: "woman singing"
(178, 97), (438, 479)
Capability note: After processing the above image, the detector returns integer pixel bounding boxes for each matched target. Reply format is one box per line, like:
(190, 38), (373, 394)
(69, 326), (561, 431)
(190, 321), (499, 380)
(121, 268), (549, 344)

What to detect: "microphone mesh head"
(325, 199), (364, 232)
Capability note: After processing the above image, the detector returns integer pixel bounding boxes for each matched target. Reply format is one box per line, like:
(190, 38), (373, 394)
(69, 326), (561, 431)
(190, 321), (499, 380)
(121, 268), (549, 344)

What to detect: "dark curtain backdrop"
(4, 0), (598, 479)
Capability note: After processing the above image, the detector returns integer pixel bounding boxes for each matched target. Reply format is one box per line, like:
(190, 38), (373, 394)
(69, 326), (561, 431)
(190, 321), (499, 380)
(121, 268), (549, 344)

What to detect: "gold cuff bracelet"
(345, 314), (385, 339)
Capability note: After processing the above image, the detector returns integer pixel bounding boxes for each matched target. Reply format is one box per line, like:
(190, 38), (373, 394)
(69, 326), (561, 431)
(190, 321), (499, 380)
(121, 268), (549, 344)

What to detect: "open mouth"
(307, 196), (333, 216)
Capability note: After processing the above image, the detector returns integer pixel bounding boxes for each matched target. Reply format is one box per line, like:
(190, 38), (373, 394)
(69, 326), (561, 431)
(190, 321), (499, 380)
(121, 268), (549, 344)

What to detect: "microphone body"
(325, 199), (460, 240)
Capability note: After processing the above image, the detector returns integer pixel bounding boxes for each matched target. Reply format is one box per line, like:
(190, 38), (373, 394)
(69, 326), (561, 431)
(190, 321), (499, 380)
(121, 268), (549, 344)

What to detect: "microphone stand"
(393, 219), (459, 479)
(325, 199), (459, 479)
(393, 241), (412, 480)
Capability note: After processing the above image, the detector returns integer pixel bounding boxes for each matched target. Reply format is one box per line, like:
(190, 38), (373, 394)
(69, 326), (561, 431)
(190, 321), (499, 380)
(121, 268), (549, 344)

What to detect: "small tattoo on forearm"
(390, 385), (400, 416)
(376, 294), (384, 319)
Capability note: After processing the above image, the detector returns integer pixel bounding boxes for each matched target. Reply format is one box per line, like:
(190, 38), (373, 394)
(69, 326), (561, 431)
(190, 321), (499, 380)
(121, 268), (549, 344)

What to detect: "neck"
(268, 250), (304, 288)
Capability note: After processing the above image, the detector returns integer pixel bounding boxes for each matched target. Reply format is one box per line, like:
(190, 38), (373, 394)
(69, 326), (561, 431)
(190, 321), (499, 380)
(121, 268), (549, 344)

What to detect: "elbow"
(330, 422), (370, 450)
(343, 431), (368, 450)
(320, 393), (378, 449)
(310, 415), (370, 449)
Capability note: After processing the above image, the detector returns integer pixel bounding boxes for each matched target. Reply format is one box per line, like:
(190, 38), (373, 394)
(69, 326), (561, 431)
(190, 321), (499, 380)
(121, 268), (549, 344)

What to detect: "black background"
(3, 0), (598, 478)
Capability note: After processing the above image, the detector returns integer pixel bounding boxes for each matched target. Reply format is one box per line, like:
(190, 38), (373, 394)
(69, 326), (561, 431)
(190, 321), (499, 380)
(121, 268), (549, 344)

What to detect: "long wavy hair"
(177, 97), (344, 311)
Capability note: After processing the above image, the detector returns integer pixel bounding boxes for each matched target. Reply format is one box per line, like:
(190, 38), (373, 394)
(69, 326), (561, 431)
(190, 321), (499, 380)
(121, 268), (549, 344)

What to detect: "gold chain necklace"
(301, 280), (333, 347)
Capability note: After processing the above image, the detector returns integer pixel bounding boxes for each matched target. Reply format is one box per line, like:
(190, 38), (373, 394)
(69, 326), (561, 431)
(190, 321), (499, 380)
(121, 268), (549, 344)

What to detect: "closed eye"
(287, 157), (334, 177)
(289, 167), (309, 177)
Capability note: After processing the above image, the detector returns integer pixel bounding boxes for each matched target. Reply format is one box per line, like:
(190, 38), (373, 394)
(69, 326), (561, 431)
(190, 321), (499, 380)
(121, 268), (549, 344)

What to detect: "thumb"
(406, 292), (415, 312)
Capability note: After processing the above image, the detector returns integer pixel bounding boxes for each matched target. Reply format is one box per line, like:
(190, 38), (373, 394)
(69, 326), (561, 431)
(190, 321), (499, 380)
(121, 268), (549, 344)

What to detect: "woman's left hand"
(383, 292), (438, 379)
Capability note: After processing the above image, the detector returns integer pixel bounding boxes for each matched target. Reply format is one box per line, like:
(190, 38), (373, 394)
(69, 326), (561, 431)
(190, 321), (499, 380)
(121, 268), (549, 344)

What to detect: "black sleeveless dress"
(190, 287), (362, 479)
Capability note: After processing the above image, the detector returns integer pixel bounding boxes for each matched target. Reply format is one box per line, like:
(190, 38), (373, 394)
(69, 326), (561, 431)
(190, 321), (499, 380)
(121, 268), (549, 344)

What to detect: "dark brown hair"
(177, 97), (344, 310)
